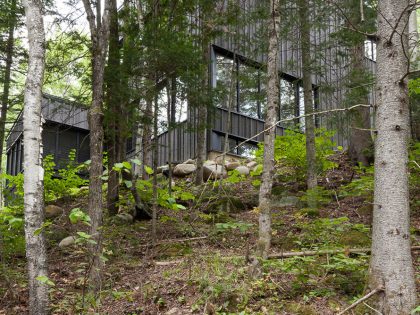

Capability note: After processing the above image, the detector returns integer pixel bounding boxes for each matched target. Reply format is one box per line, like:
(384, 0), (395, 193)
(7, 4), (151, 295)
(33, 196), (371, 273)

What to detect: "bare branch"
(81, 0), (97, 35)
(337, 287), (384, 315)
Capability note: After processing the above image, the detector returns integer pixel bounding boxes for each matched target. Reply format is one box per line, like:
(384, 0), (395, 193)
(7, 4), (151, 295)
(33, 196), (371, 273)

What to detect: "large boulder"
(173, 163), (196, 176)
(204, 160), (216, 167)
(247, 161), (258, 169)
(183, 159), (196, 165)
(203, 164), (227, 180)
(45, 205), (64, 219)
(235, 165), (250, 176)
(226, 161), (241, 171)
(59, 236), (76, 248)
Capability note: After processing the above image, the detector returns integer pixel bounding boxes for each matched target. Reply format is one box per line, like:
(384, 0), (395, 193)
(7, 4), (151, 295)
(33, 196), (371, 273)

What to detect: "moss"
(155, 243), (192, 259)
(299, 208), (320, 218)
(357, 204), (373, 216)
(339, 230), (370, 247)
(271, 234), (299, 251)
(285, 303), (318, 315)
(271, 185), (286, 196)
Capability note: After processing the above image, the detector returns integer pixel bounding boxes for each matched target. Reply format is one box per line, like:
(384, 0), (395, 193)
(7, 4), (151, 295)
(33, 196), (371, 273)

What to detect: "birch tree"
(22, 0), (48, 313)
(257, 0), (280, 259)
(369, 0), (417, 312)
(81, 0), (111, 293)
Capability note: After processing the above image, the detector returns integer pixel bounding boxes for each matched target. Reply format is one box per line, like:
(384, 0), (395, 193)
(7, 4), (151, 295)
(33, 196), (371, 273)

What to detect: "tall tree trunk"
(195, 10), (211, 186)
(82, 0), (111, 294)
(257, 0), (280, 259)
(105, 0), (120, 216)
(297, 0), (317, 194)
(347, 0), (372, 166)
(22, 0), (48, 313)
(0, 0), (17, 176)
(151, 78), (159, 243)
(348, 41), (372, 166)
(369, 0), (417, 312)
(142, 95), (153, 179)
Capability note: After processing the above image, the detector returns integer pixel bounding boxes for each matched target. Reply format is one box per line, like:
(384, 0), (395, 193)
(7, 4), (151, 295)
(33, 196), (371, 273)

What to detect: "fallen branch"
(268, 246), (420, 259)
(337, 286), (384, 315)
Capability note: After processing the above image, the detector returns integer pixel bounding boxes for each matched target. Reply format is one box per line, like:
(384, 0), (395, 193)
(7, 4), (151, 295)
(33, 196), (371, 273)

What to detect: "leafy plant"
(254, 128), (338, 183)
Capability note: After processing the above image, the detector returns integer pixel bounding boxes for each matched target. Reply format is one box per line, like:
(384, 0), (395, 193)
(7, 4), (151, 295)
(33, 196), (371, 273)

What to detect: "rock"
(270, 196), (302, 208)
(113, 213), (134, 225)
(79, 186), (89, 192)
(173, 163), (196, 176)
(45, 205), (64, 219)
(203, 164), (227, 180)
(59, 236), (76, 248)
(235, 165), (250, 175)
(184, 158), (195, 165)
(247, 161), (257, 169)
(225, 161), (240, 171)
(157, 165), (169, 174)
(204, 160), (216, 167)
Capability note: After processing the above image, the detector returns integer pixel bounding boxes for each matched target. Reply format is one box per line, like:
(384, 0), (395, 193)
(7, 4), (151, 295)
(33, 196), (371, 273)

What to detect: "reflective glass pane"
(238, 62), (259, 119)
(216, 54), (235, 108)
(279, 79), (296, 128)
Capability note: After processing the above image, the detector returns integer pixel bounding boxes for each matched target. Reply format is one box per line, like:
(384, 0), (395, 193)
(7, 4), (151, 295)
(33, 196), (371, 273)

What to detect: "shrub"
(254, 128), (338, 183)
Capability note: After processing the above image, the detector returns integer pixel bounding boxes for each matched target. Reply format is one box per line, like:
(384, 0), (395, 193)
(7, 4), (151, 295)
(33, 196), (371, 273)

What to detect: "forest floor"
(1, 153), (419, 315)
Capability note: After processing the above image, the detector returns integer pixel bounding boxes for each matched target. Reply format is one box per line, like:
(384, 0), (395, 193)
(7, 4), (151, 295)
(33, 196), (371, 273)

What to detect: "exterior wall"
(5, 94), (90, 175)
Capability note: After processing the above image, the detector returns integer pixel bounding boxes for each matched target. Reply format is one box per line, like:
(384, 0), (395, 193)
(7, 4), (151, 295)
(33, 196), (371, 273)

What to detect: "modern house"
(6, 2), (385, 174)
(6, 94), (91, 176)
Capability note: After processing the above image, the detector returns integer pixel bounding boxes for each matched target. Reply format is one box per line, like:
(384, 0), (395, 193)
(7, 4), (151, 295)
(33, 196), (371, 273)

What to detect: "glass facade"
(214, 50), (314, 128)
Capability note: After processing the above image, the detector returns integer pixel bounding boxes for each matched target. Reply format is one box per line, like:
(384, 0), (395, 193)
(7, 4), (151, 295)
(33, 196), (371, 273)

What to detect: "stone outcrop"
(203, 164), (227, 180)
(45, 205), (64, 219)
(173, 163), (196, 176)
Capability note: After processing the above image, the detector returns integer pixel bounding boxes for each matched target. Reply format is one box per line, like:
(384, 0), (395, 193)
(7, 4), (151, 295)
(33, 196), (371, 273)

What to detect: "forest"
(0, 0), (419, 314)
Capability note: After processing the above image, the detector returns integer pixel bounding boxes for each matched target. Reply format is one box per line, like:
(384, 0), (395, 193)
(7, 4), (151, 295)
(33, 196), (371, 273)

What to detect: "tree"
(257, 0), (280, 259)
(297, 0), (317, 195)
(0, 0), (18, 176)
(22, 0), (48, 313)
(369, 0), (417, 312)
(81, 0), (111, 293)
(105, 0), (121, 216)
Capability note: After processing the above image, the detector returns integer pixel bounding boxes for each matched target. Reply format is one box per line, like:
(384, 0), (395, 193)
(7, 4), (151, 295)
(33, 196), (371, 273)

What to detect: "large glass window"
(279, 79), (297, 128)
(216, 54), (235, 109)
(238, 62), (260, 119)
(214, 49), (317, 132)
(364, 39), (376, 61)
(215, 52), (265, 119)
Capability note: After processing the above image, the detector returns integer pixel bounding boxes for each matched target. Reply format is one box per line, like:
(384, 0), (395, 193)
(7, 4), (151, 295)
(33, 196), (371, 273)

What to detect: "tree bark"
(257, 0), (280, 259)
(194, 4), (211, 186)
(348, 42), (372, 167)
(105, 0), (120, 217)
(369, 0), (417, 312)
(347, 0), (373, 166)
(298, 0), (317, 194)
(82, 0), (111, 294)
(0, 0), (17, 176)
(22, 0), (48, 313)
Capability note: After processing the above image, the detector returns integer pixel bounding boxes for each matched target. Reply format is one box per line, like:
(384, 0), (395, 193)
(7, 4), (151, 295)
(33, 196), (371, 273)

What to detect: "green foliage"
(300, 186), (332, 209)
(44, 150), (88, 202)
(0, 206), (25, 258)
(215, 222), (253, 233)
(69, 208), (90, 225)
(295, 217), (370, 249)
(255, 129), (337, 183)
(339, 165), (374, 198)
(36, 275), (55, 287)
